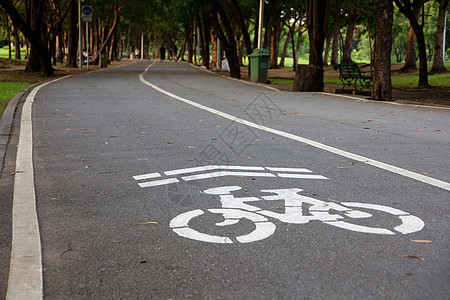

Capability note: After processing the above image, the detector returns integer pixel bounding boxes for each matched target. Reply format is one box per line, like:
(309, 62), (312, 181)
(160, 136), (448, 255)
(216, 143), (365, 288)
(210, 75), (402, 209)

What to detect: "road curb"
(0, 82), (41, 176)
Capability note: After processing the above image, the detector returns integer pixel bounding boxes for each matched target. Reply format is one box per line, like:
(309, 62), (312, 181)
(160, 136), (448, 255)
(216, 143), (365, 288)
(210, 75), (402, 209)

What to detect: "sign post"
(82, 6), (92, 69)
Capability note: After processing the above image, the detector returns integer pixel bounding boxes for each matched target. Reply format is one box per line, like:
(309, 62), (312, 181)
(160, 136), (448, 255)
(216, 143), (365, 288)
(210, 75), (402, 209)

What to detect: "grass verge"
(0, 82), (32, 118)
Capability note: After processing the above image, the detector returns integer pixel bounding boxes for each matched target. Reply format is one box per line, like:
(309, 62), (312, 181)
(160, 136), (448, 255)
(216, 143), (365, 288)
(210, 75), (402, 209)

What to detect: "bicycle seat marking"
(169, 186), (425, 244)
(133, 165), (328, 188)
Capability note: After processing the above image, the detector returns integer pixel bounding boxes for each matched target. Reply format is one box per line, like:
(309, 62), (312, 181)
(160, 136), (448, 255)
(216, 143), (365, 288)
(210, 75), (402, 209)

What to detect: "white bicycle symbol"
(170, 186), (425, 244)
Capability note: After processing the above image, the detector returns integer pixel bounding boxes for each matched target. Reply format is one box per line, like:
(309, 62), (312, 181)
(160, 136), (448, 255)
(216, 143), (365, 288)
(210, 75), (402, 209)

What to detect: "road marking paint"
(138, 178), (179, 188)
(164, 165), (265, 176)
(323, 221), (395, 235)
(318, 92), (450, 110)
(265, 167), (312, 173)
(181, 171), (276, 181)
(168, 186), (425, 243)
(134, 165), (326, 187)
(140, 62), (450, 191)
(133, 172), (161, 180)
(7, 76), (68, 300)
(277, 174), (329, 179)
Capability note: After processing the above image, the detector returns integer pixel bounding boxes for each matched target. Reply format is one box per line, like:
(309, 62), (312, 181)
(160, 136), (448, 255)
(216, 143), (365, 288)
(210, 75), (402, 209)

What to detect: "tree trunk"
(269, 2), (282, 69)
(323, 33), (331, 65)
(186, 26), (194, 63)
(294, 25), (302, 71)
(1, 0), (53, 75)
(372, 0), (393, 101)
(330, 4), (342, 65)
(211, 0), (240, 79)
(230, 0), (252, 55)
(414, 25), (430, 87)
(109, 30), (116, 62)
(92, 3), (123, 65)
(65, 0), (77, 67)
(211, 32), (217, 68)
(177, 38), (186, 61)
(7, 17), (11, 59)
(279, 33), (291, 68)
(394, 0), (430, 87)
(294, 65), (324, 91)
(13, 24), (21, 60)
(294, 0), (330, 91)
(429, 0), (449, 75)
(342, 13), (358, 64)
(330, 30), (340, 65)
(400, 3), (421, 72)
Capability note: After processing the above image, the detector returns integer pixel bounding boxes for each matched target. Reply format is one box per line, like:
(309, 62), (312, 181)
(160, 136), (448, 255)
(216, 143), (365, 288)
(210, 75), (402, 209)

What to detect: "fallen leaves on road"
(336, 166), (347, 169)
(409, 239), (432, 243)
(10, 171), (24, 175)
(401, 255), (425, 261)
(137, 158), (149, 161)
(188, 146), (197, 149)
(59, 154), (70, 156)
(135, 221), (159, 225)
(168, 141), (173, 144)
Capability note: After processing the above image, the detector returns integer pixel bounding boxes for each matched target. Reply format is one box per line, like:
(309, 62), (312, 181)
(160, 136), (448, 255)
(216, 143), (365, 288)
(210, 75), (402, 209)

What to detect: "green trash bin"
(248, 49), (269, 83)
(100, 51), (107, 68)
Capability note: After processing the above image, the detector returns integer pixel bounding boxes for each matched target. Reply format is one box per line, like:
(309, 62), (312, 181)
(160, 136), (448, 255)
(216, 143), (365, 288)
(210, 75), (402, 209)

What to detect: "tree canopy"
(1, 0), (448, 94)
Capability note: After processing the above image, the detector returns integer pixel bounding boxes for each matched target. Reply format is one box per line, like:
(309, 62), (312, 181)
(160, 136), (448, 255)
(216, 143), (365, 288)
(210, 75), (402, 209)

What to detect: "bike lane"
(7, 60), (449, 298)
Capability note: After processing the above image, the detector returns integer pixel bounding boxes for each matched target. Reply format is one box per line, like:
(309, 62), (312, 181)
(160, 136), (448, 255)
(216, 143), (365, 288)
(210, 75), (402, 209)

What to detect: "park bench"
(333, 63), (373, 91)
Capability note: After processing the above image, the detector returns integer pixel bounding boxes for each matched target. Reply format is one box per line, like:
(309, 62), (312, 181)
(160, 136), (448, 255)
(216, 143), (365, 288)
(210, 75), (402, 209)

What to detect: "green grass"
(0, 46), (27, 60)
(272, 74), (450, 89)
(269, 62), (450, 89)
(0, 82), (32, 118)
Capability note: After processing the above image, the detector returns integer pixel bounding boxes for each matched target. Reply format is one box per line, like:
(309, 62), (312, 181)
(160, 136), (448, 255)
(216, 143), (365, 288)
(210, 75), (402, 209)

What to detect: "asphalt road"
(1, 60), (449, 299)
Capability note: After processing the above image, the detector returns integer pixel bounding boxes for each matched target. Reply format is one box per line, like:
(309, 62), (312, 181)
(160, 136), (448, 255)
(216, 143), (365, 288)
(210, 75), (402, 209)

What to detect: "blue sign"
(82, 6), (92, 16)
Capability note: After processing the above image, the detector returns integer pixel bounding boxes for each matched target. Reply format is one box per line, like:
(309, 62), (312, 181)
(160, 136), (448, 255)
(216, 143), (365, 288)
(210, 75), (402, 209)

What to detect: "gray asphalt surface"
(1, 60), (449, 299)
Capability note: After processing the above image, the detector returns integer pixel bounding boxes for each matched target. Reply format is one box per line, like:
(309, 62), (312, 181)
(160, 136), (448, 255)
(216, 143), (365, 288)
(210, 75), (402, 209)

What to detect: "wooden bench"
(333, 63), (373, 91)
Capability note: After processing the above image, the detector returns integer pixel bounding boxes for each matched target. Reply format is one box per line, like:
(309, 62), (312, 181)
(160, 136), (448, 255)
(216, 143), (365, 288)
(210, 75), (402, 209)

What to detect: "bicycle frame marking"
(169, 186), (425, 244)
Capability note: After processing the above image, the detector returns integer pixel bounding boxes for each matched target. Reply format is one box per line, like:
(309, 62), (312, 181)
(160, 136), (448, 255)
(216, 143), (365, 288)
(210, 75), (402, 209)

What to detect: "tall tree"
(372, 0), (394, 101)
(293, 0), (330, 92)
(92, 2), (124, 65)
(65, 0), (78, 67)
(429, 0), (449, 74)
(399, 1), (421, 72)
(0, 0), (53, 75)
(394, 0), (430, 88)
(211, 0), (240, 79)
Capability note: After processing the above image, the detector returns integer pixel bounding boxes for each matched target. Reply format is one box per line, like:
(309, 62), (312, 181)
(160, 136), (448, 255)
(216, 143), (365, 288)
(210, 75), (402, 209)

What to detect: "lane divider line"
(139, 62), (450, 191)
(7, 76), (68, 300)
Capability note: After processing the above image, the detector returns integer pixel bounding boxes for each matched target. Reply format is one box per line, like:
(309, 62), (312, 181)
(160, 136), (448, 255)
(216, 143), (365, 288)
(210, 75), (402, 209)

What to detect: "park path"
(1, 60), (449, 299)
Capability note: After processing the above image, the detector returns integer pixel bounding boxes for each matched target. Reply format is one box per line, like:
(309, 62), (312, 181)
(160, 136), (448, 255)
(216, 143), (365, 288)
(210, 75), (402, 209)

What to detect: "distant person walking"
(159, 44), (166, 61)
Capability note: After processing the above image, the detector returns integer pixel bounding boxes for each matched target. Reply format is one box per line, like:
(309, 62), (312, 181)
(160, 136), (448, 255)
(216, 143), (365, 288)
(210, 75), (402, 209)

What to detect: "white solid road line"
(140, 61), (450, 191)
(7, 77), (67, 300)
